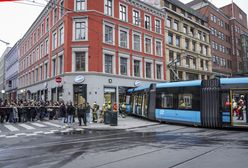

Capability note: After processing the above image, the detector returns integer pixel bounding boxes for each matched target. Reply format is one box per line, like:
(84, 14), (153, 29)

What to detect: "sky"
(0, 0), (247, 57)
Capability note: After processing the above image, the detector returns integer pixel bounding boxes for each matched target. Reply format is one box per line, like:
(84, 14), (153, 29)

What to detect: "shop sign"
(134, 80), (141, 87)
(55, 76), (62, 83)
(74, 75), (85, 83)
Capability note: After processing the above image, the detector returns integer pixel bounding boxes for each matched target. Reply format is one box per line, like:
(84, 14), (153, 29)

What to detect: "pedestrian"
(92, 102), (99, 123)
(86, 102), (91, 125)
(0, 102), (5, 123)
(67, 102), (75, 127)
(77, 104), (85, 126)
(13, 103), (19, 123)
(59, 102), (67, 127)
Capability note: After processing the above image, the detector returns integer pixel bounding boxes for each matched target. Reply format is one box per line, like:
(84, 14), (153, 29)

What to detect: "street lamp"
(1, 90), (5, 94)
(167, 53), (194, 81)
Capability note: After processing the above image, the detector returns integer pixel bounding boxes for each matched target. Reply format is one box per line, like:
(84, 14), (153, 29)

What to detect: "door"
(73, 84), (87, 107)
(231, 90), (248, 127)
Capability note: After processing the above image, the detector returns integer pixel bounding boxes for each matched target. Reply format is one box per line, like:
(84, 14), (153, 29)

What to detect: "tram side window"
(156, 93), (174, 109)
(178, 94), (192, 109)
(162, 94), (173, 108)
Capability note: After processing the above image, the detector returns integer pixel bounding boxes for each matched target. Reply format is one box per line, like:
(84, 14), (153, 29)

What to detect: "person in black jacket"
(67, 102), (75, 127)
(77, 104), (85, 126)
(59, 102), (66, 126)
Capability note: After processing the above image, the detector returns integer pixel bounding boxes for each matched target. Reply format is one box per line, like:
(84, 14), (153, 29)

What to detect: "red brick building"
(18, 0), (166, 107)
(188, 0), (248, 77)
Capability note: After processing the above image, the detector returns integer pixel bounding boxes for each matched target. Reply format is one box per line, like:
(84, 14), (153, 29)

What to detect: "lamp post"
(167, 53), (194, 81)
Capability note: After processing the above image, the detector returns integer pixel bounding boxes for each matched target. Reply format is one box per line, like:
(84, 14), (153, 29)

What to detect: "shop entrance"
(73, 84), (87, 107)
(104, 87), (116, 105)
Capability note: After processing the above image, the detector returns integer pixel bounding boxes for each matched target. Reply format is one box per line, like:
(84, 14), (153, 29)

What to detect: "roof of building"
(165, 0), (207, 21)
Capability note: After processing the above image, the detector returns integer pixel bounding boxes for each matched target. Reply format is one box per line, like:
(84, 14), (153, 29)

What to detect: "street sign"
(55, 76), (62, 83)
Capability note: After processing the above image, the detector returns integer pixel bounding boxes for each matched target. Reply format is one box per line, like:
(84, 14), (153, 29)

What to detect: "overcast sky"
(0, 0), (247, 57)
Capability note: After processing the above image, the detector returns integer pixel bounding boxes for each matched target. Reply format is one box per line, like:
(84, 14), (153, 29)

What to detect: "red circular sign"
(55, 76), (62, 83)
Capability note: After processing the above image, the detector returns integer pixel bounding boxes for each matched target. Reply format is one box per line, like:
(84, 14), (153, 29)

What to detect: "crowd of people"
(0, 99), (127, 127)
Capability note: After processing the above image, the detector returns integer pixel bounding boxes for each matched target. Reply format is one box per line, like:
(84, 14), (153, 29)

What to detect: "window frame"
(73, 18), (88, 41)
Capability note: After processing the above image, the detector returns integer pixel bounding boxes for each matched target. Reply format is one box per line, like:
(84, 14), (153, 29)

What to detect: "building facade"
(0, 47), (11, 101)
(18, 0), (166, 107)
(188, 0), (248, 77)
(5, 41), (19, 102)
(161, 0), (212, 81)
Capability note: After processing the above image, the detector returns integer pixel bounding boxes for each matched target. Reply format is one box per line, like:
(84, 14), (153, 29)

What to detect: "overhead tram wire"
(12, 1), (46, 8)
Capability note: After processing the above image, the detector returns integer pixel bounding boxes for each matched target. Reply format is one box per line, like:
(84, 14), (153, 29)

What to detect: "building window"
(40, 44), (43, 57)
(119, 28), (128, 48)
(74, 20), (86, 40)
(145, 36), (152, 54)
(75, 52), (86, 71)
(104, 24), (114, 44)
(166, 16), (171, 28)
(52, 31), (57, 50)
(36, 68), (39, 82)
(105, 54), (113, 74)
(60, 1), (64, 18)
(168, 32), (173, 45)
(53, 7), (57, 24)
(169, 50), (174, 62)
(120, 57), (128, 75)
(186, 56), (190, 67)
(133, 60), (140, 77)
(44, 62), (48, 79)
(46, 17), (49, 32)
(176, 35), (180, 47)
(155, 40), (162, 56)
(183, 24), (188, 34)
(59, 25), (64, 45)
(156, 64), (162, 79)
(75, 0), (86, 11)
(155, 19), (161, 34)
(58, 55), (63, 74)
(45, 38), (49, 54)
(145, 62), (152, 78)
(104, 0), (113, 16)
(185, 38), (189, 50)
(40, 66), (43, 81)
(119, 4), (127, 21)
(52, 58), (56, 77)
(174, 20), (179, 30)
(192, 41), (196, 52)
(133, 10), (140, 26)
(144, 15), (151, 30)
(133, 32), (141, 52)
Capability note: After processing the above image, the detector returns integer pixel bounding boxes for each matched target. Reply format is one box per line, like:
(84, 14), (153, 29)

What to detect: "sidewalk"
(53, 116), (159, 130)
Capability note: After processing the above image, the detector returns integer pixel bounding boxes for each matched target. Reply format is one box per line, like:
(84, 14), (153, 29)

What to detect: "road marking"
(0, 135), (6, 138)
(4, 124), (19, 131)
(26, 133), (37, 137)
(43, 122), (61, 128)
(19, 124), (35, 130)
(44, 132), (52, 134)
(6, 135), (18, 138)
(30, 123), (47, 128)
(15, 133), (26, 136)
(33, 131), (44, 134)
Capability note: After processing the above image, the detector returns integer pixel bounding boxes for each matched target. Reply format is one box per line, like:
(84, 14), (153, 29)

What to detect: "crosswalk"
(0, 121), (84, 139)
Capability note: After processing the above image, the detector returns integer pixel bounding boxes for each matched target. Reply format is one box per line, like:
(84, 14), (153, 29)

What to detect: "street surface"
(0, 118), (247, 168)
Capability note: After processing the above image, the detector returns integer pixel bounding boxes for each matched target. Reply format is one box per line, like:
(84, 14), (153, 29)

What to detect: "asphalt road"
(0, 124), (247, 168)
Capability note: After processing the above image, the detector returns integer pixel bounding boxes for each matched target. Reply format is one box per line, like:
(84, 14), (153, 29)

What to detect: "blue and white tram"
(126, 78), (248, 128)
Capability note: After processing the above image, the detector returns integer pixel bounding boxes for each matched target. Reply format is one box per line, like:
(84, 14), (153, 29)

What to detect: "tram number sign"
(55, 76), (62, 83)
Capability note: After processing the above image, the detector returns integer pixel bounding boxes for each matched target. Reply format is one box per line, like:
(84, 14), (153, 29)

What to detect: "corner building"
(18, 0), (166, 106)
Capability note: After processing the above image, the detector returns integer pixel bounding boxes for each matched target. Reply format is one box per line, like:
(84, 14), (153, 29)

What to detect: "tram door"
(142, 93), (148, 117)
(230, 90), (248, 127)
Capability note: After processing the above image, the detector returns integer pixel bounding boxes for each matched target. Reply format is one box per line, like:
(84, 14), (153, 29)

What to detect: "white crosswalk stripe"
(43, 121), (61, 128)
(30, 122), (47, 128)
(4, 124), (19, 131)
(19, 123), (35, 130)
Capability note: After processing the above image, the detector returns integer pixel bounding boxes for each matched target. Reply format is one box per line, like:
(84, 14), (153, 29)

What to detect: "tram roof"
(220, 77), (248, 85)
(156, 80), (202, 88)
